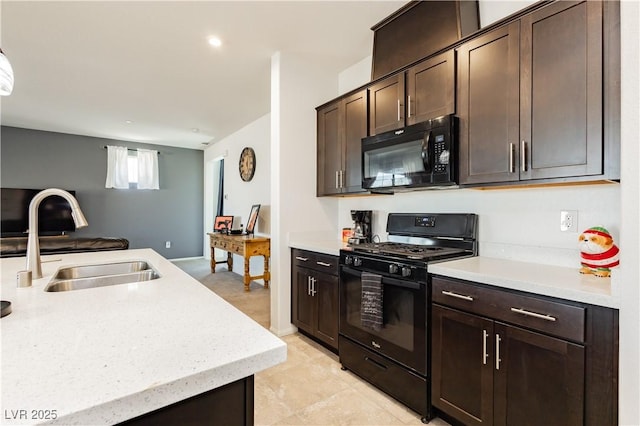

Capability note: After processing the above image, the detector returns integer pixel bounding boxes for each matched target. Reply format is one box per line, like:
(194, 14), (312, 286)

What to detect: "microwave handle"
(421, 130), (432, 172)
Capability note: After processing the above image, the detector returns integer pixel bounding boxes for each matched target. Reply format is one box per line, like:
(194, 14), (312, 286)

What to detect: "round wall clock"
(239, 147), (256, 182)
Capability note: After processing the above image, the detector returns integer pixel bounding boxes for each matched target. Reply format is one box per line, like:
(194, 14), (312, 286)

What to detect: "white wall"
(338, 184), (620, 267)
(203, 113), (271, 278)
(269, 51), (340, 335)
(617, 1), (640, 423)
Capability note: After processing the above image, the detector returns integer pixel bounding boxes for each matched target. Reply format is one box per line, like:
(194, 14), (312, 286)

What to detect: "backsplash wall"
(338, 183), (621, 268)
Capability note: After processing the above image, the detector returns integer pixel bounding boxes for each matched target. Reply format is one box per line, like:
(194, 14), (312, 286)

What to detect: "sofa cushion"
(0, 237), (129, 258)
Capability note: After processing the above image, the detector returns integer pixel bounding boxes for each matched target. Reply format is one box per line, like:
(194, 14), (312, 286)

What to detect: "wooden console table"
(207, 233), (270, 292)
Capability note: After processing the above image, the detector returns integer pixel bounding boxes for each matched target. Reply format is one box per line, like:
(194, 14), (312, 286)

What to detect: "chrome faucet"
(25, 188), (88, 280)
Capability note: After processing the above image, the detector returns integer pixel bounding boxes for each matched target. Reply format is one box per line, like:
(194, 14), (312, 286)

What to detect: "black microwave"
(362, 115), (458, 191)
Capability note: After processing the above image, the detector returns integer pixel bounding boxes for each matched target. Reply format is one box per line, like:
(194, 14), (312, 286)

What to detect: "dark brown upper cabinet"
(371, 1), (478, 80)
(368, 50), (456, 136)
(458, 1), (617, 186)
(316, 90), (367, 196)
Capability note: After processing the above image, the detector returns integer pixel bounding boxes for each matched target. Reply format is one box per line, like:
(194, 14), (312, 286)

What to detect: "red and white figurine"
(579, 226), (619, 278)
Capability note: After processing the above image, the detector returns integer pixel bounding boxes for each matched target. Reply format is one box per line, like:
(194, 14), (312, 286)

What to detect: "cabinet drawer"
(432, 277), (585, 343)
(292, 249), (339, 276)
(339, 336), (428, 417)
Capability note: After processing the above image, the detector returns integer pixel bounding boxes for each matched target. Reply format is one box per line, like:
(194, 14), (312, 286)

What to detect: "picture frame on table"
(214, 215), (234, 233)
(245, 205), (261, 235)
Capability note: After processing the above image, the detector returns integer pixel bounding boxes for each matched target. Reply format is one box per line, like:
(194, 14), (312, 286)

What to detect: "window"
(105, 145), (159, 190)
(128, 152), (138, 184)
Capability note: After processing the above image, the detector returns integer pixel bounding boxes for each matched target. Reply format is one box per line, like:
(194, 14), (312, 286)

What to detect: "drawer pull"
(295, 256), (309, 262)
(442, 290), (474, 301)
(364, 356), (388, 371)
(316, 261), (332, 267)
(510, 307), (557, 322)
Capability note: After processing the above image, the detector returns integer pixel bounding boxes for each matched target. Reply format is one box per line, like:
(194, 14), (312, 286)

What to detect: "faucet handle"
(17, 270), (32, 288)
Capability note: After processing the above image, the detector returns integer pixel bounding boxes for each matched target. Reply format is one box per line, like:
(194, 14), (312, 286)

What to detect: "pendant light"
(0, 48), (15, 96)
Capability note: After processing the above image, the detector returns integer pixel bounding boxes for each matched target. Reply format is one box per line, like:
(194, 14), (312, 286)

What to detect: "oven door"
(340, 265), (427, 375)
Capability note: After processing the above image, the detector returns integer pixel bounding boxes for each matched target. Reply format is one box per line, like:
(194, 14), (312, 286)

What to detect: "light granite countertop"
(429, 256), (619, 309)
(0, 248), (286, 425)
(288, 235), (347, 257)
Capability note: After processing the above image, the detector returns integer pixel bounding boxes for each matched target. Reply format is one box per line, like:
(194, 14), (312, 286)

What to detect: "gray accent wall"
(1, 126), (204, 259)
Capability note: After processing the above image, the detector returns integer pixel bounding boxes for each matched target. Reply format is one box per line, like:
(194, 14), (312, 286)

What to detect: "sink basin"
(45, 261), (159, 292)
(51, 261), (153, 280)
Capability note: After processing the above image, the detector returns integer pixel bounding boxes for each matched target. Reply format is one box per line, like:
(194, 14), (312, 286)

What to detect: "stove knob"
(353, 257), (362, 267)
(345, 255), (353, 265)
(388, 264), (399, 274)
(401, 267), (412, 278)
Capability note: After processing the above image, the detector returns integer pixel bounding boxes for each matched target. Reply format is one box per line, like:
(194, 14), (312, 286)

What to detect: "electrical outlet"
(560, 210), (578, 232)
(165, 241), (171, 248)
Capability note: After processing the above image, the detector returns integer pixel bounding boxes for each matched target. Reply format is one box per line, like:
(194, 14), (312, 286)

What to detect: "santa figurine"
(579, 226), (620, 278)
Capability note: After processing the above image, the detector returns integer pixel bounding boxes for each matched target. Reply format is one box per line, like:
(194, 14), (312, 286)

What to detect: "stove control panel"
(341, 252), (428, 282)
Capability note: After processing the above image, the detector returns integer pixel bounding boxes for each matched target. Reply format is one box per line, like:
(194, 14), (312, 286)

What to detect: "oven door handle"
(341, 267), (423, 290)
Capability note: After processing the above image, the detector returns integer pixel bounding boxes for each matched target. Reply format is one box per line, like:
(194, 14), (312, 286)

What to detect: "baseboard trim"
(270, 324), (297, 337)
(169, 256), (205, 262)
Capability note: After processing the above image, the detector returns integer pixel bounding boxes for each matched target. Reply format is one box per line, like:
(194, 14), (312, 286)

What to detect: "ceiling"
(0, 1), (406, 150)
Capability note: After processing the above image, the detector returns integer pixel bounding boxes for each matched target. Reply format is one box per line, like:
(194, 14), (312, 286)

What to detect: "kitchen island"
(0, 248), (286, 425)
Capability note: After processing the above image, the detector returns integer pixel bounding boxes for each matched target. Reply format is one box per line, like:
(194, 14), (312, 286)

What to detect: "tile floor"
(173, 258), (451, 426)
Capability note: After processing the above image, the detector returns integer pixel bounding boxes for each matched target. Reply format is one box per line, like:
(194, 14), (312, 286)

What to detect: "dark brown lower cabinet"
(431, 276), (618, 426)
(291, 249), (339, 350)
(120, 375), (254, 426)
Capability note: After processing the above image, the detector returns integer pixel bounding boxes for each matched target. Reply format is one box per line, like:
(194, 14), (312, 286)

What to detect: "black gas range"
(338, 213), (478, 423)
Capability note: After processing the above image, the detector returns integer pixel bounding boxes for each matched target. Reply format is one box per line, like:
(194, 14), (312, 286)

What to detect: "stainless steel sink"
(45, 261), (159, 292)
(52, 261), (152, 280)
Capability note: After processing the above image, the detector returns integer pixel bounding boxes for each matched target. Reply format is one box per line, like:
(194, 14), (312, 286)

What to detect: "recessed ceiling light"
(207, 36), (222, 48)
(192, 128), (200, 133)
(125, 120), (133, 124)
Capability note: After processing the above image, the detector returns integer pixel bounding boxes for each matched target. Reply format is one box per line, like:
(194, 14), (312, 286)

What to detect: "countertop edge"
(56, 344), (287, 425)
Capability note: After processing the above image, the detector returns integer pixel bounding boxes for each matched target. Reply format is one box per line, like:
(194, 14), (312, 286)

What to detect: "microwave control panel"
(432, 133), (451, 175)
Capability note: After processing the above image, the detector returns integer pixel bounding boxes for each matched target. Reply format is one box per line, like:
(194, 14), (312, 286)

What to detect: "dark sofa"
(0, 237), (129, 258)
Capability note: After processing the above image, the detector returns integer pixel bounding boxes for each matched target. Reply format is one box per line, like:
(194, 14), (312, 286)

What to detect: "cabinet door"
(368, 74), (405, 135)
(291, 267), (316, 335)
(493, 322), (585, 426)
(314, 273), (339, 349)
(317, 102), (343, 195)
(520, 1), (603, 180)
(406, 50), (455, 125)
(457, 22), (521, 185)
(342, 90), (367, 194)
(432, 305), (494, 426)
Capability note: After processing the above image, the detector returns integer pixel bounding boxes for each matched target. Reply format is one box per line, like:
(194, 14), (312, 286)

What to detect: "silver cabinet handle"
(397, 99), (401, 122)
(521, 140), (527, 172)
(295, 256), (309, 262)
(316, 261), (332, 267)
(310, 277), (317, 296)
(307, 276), (311, 295)
(408, 95), (412, 118)
(509, 143), (515, 173)
(482, 329), (489, 365)
(510, 307), (557, 322)
(335, 170), (340, 189)
(495, 334), (502, 370)
(442, 290), (474, 301)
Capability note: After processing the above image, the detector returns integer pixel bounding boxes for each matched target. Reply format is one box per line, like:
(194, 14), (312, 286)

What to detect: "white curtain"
(137, 148), (159, 190)
(105, 145), (129, 189)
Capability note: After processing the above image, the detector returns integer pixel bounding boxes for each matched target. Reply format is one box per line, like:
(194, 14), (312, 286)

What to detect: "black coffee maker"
(348, 210), (372, 245)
